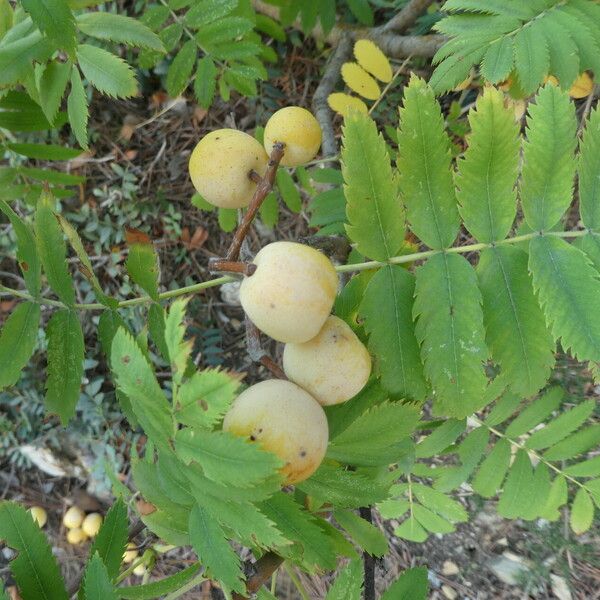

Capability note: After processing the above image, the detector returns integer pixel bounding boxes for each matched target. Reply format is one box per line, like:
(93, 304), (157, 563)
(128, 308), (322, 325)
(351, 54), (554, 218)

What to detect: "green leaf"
(393, 516), (428, 542)
(456, 86), (519, 242)
(258, 492), (336, 570)
(8, 142), (83, 160)
(175, 368), (240, 429)
(478, 246), (555, 397)
(0, 501), (68, 600)
(21, 0), (76, 51)
(76, 12), (164, 51)
(77, 44), (137, 98)
(542, 16), (579, 89)
(333, 509), (387, 557)
(57, 214), (116, 308)
(67, 68), (89, 150)
(413, 504), (455, 534)
(347, 0), (372, 25)
(83, 553), (118, 600)
(342, 111), (403, 261)
(159, 22), (183, 52)
(175, 429), (282, 487)
(411, 483), (468, 523)
(472, 437), (511, 498)
(480, 36), (513, 83)
(89, 498), (128, 581)
(189, 505), (245, 594)
(529, 235), (600, 362)
(184, 0), (237, 27)
(297, 463), (391, 509)
(193, 56), (217, 108)
(520, 84), (577, 231)
(415, 419), (466, 458)
(196, 16), (253, 46)
(513, 21), (549, 95)
(543, 424), (600, 461)
(505, 386), (563, 438)
(19, 166), (84, 185)
(538, 474), (568, 521)
(380, 567), (428, 600)
(327, 401), (419, 466)
(276, 169), (301, 213)
(164, 297), (191, 382)
(398, 76), (459, 249)
(45, 308), (84, 424)
(578, 106), (600, 230)
(564, 456), (600, 478)
(166, 39), (196, 97)
(526, 399), (595, 450)
(325, 559), (363, 600)
(414, 253), (488, 418)
(117, 564), (201, 599)
(0, 0), (12, 38)
(0, 302), (40, 390)
(34, 190), (75, 306)
(0, 88), (58, 131)
(497, 450), (534, 519)
(37, 60), (72, 125)
(570, 488), (594, 534)
(0, 32), (53, 87)
(110, 327), (173, 448)
(0, 199), (41, 296)
(125, 235), (160, 301)
(359, 265), (426, 401)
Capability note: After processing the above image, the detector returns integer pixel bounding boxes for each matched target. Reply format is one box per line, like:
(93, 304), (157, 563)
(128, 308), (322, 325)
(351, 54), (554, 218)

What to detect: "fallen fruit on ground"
(283, 315), (372, 406)
(66, 528), (88, 545)
(188, 129), (268, 208)
(240, 241), (338, 343)
(223, 379), (329, 484)
(63, 506), (85, 529)
(123, 543), (139, 564)
(263, 106), (322, 167)
(82, 512), (103, 537)
(29, 506), (47, 528)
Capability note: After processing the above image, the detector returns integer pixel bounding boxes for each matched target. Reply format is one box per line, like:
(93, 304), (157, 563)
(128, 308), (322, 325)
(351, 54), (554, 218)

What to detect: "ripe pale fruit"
(123, 543), (139, 564)
(263, 107), (322, 167)
(66, 528), (88, 545)
(240, 241), (338, 343)
(133, 564), (146, 577)
(188, 129), (268, 209)
(63, 506), (85, 529)
(283, 315), (371, 406)
(29, 506), (47, 528)
(222, 380), (328, 484)
(82, 512), (103, 537)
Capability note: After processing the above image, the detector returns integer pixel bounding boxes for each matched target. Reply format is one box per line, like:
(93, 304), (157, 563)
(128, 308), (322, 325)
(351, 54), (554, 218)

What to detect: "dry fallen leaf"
(327, 93), (369, 118)
(353, 39), (393, 83)
(341, 62), (381, 100)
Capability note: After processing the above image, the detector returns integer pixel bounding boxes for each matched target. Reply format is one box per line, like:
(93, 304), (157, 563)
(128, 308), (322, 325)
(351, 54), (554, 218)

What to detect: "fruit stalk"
(226, 142), (286, 261)
(245, 317), (287, 380)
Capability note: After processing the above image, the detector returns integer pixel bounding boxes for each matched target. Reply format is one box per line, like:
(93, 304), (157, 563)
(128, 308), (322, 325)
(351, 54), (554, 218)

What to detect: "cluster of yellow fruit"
(188, 108), (373, 485)
(62, 505), (103, 544)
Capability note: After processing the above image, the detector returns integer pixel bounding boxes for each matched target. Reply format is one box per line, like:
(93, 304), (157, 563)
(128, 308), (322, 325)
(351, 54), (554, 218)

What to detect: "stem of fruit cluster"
(209, 258), (257, 276)
(245, 317), (287, 379)
(225, 142), (286, 261)
(231, 552), (284, 600)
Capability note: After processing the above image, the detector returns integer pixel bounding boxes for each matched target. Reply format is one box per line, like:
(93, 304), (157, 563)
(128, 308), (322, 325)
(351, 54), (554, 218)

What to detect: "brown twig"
(225, 142), (286, 262)
(379, 0), (437, 33)
(245, 318), (287, 380)
(232, 552), (284, 600)
(208, 259), (257, 276)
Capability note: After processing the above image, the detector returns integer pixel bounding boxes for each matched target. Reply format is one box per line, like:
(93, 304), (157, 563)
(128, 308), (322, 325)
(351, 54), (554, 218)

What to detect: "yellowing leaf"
(327, 92), (368, 117)
(353, 39), (392, 83)
(341, 62), (380, 100)
(569, 72), (593, 99)
(453, 70), (474, 91)
(545, 75), (559, 87)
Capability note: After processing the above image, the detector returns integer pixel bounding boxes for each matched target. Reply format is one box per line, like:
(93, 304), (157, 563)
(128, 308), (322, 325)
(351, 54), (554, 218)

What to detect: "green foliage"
(380, 567), (428, 600)
(83, 554), (118, 600)
(432, 0), (600, 93)
(324, 558), (363, 600)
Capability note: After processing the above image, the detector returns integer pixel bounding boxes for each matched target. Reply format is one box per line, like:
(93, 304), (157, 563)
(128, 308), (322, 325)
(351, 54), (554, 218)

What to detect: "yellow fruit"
(327, 93), (369, 118)
(63, 506), (84, 530)
(123, 543), (139, 564)
(188, 129), (268, 209)
(223, 380), (329, 484)
(240, 241), (338, 343)
(66, 528), (88, 545)
(82, 513), (103, 537)
(29, 506), (47, 528)
(283, 315), (371, 406)
(353, 39), (393, 83)
(263, 107), (322, 167)
(569, 72), (593, 99)
(341, 62), (380, 100)
(133, 564), (146, 577)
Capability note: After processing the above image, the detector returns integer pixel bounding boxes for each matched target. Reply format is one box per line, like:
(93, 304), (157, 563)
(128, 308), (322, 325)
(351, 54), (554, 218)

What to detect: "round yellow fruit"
(263, 107), (322, 167)
(123, 543), (139, 564)
(133, 563), (146, 577)
(63, 506), (85, 530)
(82, 512), (103, 537)
(223, 380), (329, 484)
(29, 506), (47, 528)
(240, 241), (338, 343)
(66, 528), (88, 545)
(283, 315), (371, 406)
(188, 129), (268, 209)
